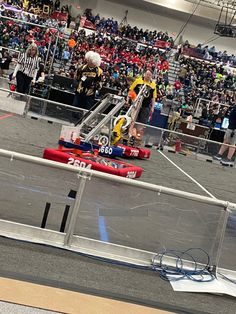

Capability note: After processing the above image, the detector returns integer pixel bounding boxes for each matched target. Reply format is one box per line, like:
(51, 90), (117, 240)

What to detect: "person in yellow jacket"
(23, 0), (29, 10)
(128, 70), (157, 124)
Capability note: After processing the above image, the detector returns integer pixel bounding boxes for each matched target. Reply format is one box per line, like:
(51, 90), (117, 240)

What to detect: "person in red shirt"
(162, 60), (170, 71)
(174, 80), (182, 91)
(131, 55), (140, 64)
(173, 80), (182, 97)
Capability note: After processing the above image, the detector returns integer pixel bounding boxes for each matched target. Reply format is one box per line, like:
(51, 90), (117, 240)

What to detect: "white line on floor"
(158, 151), (216, 199)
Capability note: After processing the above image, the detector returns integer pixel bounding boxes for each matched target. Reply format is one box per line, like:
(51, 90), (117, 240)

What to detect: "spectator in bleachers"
(208, 46), (216, 55)
(84, 8), (93, 21)
(61, 4), (69, 14)
(184, 41), (236, 66)
(0, 48), (12, 77)
(183, 40), (190, 48)
(74, 13), (81, 30)
(62, 48), (70, 65)
(67, 12), (72, 28)
(54, 0), (60, 11)
(35, 62), (45, 83)
(178, 56), (236, 109)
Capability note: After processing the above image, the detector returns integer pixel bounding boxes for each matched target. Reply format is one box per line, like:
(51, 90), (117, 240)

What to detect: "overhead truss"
(187, 0), (236, 10)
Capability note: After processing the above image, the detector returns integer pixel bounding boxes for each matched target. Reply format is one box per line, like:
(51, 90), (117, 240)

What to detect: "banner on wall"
(51, 11), (68, 22)
(154, 40), (171, 49)
(80, 16), (96, 30)
(1, 3), (22, 12)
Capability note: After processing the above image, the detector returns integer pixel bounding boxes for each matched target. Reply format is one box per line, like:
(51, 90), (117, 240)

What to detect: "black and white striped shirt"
(17, 53), (40, 79)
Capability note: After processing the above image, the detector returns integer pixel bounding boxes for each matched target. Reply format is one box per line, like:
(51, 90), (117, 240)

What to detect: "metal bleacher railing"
(194, 97), (231, 117)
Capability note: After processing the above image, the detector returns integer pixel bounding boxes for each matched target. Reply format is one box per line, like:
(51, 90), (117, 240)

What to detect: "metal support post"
(211, 205), (230, 275)
(44, 37), (52, 68)
(108, 116), (114, 146)
(157, 130), (165, 150)
(64, 175), (88, 246)
(41, 100), (47, 116)
(23, 96), (31, 118)
(48, 31), (60, 77)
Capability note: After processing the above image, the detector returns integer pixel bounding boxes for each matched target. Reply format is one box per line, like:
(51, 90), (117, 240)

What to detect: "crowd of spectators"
(178, 56), (236, 110)
(1, 0), (68, 28)
(0, 16), (62, 68)
(183, 40), (236, 67)
(2, 1), (236, 113)
(0, 3), (174, 96)
(5, 0), (53, 11)
(0, 1), (69, 73)
(0, 18), (58, 52)
(80, 9), (236, 109)
(58, 29), (171, 99)
(84, 9), (174, 47)
(3, 0), (66, 13)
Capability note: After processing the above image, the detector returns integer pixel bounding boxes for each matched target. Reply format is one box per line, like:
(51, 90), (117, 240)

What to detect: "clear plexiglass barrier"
(0, 148), (235, 275)
(135, 122), (236, 168)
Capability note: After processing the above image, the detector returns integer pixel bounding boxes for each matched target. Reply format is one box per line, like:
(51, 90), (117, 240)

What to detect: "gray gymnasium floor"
(0, 109), (235, 200)
(0, 110), (236, 313)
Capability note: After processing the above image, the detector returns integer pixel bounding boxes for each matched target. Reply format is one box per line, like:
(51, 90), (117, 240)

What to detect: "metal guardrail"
(0, 147), (235, 274)
(0, 148), (232, 207)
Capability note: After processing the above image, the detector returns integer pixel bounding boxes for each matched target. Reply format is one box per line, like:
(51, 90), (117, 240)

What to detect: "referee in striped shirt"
(12, 43), (40, 94)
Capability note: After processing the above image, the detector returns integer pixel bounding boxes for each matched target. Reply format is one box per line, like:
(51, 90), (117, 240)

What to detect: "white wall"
(62, 0), (236, 54)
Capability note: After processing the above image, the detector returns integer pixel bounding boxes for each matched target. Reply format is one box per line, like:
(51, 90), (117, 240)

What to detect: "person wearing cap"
(73, 51), (103, 111)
